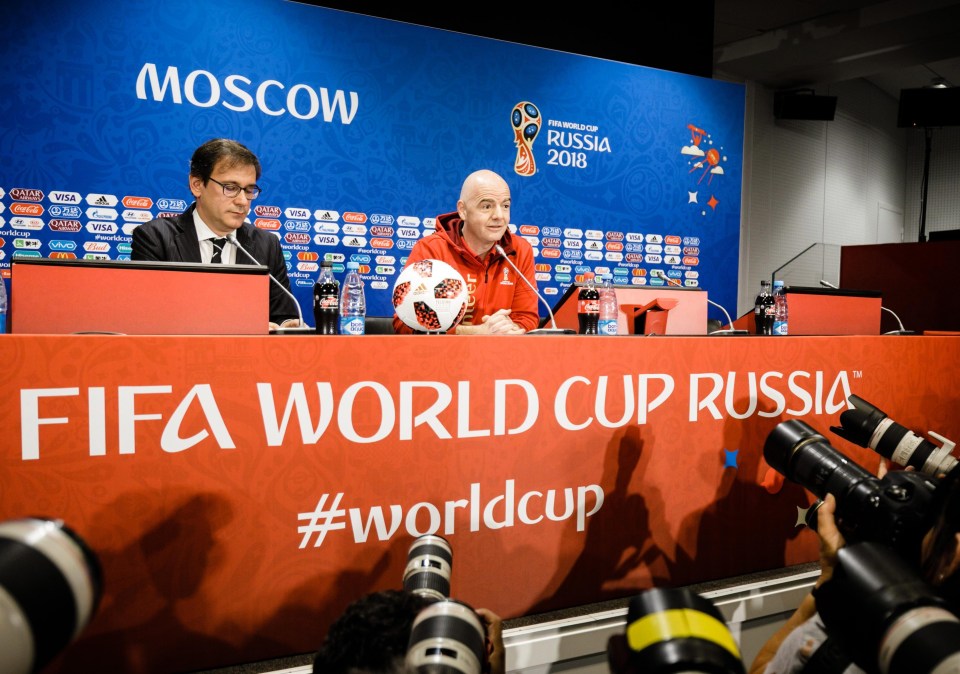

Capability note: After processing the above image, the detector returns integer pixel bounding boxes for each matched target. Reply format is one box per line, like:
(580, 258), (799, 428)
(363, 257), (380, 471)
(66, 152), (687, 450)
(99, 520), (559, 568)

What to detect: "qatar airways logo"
(136, 64), (359, 123)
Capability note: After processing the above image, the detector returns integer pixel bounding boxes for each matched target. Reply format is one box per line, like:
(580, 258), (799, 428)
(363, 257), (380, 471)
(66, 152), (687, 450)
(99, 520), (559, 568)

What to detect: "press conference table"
(2, 333), (958, 673)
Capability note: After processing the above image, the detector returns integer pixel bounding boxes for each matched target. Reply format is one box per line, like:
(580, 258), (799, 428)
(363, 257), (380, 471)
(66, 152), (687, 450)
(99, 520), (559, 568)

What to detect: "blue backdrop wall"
(1, 0), (745, 324)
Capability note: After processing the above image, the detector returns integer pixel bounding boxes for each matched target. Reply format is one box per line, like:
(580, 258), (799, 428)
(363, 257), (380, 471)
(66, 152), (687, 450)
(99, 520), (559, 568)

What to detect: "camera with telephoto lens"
(830, 394), (957, 476)
(402, 534), (453, 601)
(405, 598), (489, 674)
(621, 587), (745, 674)
(764, 419), (939, 563)
(0, 517), (103, 674)
(814, 540), (960, 674)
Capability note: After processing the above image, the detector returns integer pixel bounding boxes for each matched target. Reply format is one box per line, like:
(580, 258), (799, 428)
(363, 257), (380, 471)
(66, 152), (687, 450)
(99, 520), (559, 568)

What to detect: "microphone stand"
(227, 234), (313, 332)
(653, 271), (748, 335)
(494, 244), (575, 334)
(819, 280), (915, 335)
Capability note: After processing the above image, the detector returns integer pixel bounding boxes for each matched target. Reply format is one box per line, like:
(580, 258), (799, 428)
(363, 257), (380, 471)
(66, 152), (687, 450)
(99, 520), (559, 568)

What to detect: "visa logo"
(49, 191), (81, 204)
(87, 222), (118, 233)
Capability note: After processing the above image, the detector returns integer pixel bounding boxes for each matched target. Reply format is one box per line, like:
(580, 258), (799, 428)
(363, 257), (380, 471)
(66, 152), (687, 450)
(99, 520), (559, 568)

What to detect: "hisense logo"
(136, 64), (359, 124)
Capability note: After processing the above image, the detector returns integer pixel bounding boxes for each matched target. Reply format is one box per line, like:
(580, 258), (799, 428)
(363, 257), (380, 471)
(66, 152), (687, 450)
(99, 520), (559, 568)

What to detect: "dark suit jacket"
(131, 204), (300, 325)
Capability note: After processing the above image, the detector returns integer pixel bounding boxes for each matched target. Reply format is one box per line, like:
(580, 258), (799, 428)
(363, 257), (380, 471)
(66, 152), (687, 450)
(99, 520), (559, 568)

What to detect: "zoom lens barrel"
(405, 599), (486, 674)
(831, 394), (958, 476)
(0, 518), (103, 674)
(403, 534), (453, 601)
(624, 587), (745, 674)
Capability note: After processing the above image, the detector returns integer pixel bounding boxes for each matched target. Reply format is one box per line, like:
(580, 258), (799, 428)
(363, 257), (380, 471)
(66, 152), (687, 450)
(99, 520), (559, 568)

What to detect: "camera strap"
(799, 636), (856, 674)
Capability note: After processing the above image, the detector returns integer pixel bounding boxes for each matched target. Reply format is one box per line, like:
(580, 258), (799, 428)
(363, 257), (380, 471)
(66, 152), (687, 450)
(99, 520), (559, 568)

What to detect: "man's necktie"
(211, 238), (228, 263)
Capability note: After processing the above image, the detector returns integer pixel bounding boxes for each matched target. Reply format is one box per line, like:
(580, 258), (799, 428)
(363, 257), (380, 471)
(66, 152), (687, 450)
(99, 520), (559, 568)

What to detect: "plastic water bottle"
(313, 260), (339, 334)
(339, 261), (366, 335)
(772, 280), (789, 336)
(577, 274), (599, 335)
(598, 274), (619, 335)
(0, 278), (7, 334)
(754, 279), (774, 335)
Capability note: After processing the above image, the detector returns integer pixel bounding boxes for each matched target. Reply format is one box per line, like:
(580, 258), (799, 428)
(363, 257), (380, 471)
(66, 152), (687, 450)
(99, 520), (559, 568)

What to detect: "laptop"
(10, 258), (270, 335)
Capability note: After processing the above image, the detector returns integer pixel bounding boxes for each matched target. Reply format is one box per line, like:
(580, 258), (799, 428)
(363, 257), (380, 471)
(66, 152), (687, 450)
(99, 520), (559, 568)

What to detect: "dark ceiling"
(297, 1), (960, 99)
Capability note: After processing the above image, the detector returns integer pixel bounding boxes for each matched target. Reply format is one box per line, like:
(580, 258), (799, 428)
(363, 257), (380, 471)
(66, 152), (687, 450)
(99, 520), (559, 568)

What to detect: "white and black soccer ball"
(392, 259), (468, 333)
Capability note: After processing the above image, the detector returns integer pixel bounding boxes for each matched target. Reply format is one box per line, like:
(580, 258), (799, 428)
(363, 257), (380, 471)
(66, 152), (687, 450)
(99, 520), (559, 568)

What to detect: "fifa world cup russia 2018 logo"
(511, 101), (541, 177)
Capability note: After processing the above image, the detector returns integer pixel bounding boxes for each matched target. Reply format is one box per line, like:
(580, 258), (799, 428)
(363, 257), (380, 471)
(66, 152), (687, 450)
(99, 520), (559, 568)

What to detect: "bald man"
(392, 169), (540, 334)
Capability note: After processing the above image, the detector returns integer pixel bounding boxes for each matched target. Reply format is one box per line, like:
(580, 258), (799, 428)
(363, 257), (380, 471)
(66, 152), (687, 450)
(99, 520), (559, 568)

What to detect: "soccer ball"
(392, 259), (468, 333)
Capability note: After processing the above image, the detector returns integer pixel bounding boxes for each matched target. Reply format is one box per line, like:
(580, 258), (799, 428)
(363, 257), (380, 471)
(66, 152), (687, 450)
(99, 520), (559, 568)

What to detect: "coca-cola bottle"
(577, 274), (599, 335)
(313, 260), (340, 334)
(754, 279), (774, 335)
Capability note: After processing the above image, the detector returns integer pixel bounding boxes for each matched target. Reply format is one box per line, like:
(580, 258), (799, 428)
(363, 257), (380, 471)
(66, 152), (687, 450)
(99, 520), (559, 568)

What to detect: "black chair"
(364, 316), (396, 334)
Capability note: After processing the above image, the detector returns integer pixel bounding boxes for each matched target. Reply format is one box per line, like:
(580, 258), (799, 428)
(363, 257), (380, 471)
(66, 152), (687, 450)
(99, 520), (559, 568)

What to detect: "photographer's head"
(313, 590), (433, 674)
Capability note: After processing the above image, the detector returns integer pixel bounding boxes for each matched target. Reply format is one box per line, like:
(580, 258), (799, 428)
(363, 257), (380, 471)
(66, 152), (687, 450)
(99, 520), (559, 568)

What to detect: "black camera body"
(815, 541), (960, 674)
(764, 419), (938, 562)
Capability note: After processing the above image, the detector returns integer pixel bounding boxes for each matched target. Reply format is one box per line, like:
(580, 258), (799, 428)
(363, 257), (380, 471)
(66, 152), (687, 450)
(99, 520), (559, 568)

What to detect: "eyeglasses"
(207, 177), (262, 200)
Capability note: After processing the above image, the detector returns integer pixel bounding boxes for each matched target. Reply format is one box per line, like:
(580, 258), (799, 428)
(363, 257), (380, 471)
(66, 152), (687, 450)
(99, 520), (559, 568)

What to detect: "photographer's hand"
(476, 608), (505, 674)
(814, 494), (845, 587)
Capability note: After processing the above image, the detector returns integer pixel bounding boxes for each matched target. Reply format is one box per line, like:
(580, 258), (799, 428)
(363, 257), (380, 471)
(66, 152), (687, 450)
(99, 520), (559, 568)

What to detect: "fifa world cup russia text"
(18, 370), (854, 459)
(296, 480), (605, 548)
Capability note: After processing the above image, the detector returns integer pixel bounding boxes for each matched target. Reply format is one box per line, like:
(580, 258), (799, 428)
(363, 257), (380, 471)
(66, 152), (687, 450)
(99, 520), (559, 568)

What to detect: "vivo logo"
(48, 240), (77, 251)
(136, 63), (359, 123)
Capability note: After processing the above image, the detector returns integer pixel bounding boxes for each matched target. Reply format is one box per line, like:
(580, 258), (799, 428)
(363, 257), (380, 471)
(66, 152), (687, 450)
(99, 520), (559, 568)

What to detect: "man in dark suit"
(132, 138), (302, 330)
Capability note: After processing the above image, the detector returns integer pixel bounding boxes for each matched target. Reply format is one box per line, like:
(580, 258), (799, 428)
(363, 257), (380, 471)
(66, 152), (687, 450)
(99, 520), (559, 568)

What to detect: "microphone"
(819, 279), (915, 335)
(652, 270), (748, 335)
(226, 233), (311, 331)
(494, 244), (575, 335)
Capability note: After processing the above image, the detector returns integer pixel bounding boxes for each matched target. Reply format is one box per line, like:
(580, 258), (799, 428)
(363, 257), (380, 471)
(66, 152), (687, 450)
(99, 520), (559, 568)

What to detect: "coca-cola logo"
(343, 212), (367, 224)
(519, 224), (539, 235)
(122, 196), (153, 209)
(665, 235), (682, 245)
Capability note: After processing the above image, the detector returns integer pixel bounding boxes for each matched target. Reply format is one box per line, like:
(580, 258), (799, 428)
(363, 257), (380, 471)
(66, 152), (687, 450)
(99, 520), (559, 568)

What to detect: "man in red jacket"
(392, 169), (540, 334)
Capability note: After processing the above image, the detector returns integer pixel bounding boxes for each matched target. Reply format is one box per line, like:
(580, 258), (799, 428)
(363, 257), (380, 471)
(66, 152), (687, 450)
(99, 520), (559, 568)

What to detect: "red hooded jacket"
(392, 211), (541, 334)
